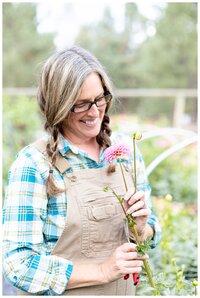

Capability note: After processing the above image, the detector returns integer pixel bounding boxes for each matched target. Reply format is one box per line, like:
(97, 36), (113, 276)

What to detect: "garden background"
(2, 2), (198, 296)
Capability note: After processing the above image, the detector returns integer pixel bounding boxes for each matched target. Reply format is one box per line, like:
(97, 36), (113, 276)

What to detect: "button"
(124, 165), (130, 172)
(70, 175), (77, 182)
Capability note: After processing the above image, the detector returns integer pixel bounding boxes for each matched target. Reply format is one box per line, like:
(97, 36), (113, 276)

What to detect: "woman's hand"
(100, 242), (148, 283)
(123, 190), (152, 238)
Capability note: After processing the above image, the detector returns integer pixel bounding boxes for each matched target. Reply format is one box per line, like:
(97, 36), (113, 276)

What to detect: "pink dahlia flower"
(104, 143), (131, 163)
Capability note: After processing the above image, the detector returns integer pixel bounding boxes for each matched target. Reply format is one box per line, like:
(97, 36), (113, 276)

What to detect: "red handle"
(124, 274), (130, 280)
(124, 273), (140, 286)
(132, 273), (141, 286)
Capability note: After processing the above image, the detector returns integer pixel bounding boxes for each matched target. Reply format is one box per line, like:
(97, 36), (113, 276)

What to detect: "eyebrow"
(76, 92), (104, 104)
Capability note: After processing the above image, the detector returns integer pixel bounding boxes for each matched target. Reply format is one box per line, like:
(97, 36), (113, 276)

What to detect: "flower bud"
(165, 194), (173, 202)
(133, 131), (142, 140)
(192, 280), (198, 287)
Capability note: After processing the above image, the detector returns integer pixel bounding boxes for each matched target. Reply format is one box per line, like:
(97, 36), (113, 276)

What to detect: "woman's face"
(63, 72), (106, 144)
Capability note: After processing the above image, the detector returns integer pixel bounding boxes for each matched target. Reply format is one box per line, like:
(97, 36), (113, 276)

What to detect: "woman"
(3, 46), (161, 295)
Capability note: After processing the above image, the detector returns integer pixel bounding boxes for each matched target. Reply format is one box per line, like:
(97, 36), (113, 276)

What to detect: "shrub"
(139, 137), (197, 204)
(136, 196), (197, 296)
(3, 95), (42, 193)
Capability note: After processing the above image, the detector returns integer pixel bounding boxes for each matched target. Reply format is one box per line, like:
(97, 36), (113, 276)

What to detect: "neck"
(63, 132), (97, 147)
(63, 133), (100, 162)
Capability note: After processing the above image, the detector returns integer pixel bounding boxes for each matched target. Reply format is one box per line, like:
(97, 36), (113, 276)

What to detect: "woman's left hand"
(123, 190), (151, 238)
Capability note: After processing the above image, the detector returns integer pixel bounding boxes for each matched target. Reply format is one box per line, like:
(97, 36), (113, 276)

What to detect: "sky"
(36, 1), (167, 49)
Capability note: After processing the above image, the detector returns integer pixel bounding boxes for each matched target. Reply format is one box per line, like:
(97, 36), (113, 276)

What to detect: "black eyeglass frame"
(70, 93), (112, 113)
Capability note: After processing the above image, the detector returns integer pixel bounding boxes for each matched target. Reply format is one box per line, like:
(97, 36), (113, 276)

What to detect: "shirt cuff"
(147, 220), (162, 249)
(49, 260), (73, 295)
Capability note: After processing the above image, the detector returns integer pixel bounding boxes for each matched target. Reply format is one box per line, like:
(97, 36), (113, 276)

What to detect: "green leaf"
(103, 186), (109, 192)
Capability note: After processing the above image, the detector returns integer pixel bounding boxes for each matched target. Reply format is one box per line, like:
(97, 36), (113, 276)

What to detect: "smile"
(80, 119), (98, 126)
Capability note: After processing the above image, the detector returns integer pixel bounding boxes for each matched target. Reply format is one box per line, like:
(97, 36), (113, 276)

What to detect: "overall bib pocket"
(81, 195), (125, 257)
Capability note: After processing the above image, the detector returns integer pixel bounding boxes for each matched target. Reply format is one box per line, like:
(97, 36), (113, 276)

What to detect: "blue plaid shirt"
(3, 132), (161, 295)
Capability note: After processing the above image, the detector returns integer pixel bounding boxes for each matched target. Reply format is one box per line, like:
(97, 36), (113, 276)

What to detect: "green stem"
(109, 187), (156, 289)
(116, 145), (156, 290)
(133, 138), (137, 194)
(119, 160), (128, 191)
(129, 219), (140, 243)
(111, 188), (127, 215)
(143, 259), (156, 288)
(132, 137), (155, 288)
(129, 218), (155, 288)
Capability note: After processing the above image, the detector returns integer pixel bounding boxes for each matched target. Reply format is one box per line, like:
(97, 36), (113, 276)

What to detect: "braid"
(96, 113), (112, 148)
(97, 113), (117, 175)
(46, 126), (65, 196)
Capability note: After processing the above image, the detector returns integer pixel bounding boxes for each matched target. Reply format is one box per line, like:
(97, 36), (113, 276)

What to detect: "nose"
(87, 102), (99, 116)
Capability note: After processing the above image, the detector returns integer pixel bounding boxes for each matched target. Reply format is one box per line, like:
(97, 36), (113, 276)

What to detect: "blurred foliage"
(138, 137), (197, 204)
(136, 196), (197, 295)
(75, 3), (197, 123)
(75, 3), (197, 89)
(119, 97), (175, 124)
(3, 3), (55, 87)
(75, 4), (147, 89)
(3, 3), (197, 125)
(3, 96), (42, 191)
(135, 3), (197, 88)
(3, 2), (197, 91)
(111, 96), (197, 128)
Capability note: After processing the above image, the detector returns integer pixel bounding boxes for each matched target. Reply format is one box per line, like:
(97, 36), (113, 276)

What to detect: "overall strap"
(32, 139), (71, 174)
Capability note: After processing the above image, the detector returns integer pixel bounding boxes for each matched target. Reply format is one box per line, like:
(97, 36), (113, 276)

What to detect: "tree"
(75, 4), (148, 90)
(75, 3), (197, 90)
(135, 3), (197, 88)
(3, 3), (55, 87)
(75, 3), (197, 120)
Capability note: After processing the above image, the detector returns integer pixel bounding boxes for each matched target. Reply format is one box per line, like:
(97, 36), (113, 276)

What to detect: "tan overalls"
(18, 140), (136, 296)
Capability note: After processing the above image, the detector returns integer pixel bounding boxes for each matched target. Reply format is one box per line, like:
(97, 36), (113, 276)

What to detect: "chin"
(84, 129), (101, 139)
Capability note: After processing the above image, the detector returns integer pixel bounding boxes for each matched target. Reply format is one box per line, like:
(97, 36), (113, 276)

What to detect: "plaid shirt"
(3, 132), (161, 295)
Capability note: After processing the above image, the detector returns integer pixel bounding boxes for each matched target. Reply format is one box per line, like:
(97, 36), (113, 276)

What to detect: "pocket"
(81, 197), (126, 258)
(88, 204), (117, 220)
(88, 204), (122, 244)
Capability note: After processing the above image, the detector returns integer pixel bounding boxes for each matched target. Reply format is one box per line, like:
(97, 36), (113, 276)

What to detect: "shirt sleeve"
(2, 151), (73, 295)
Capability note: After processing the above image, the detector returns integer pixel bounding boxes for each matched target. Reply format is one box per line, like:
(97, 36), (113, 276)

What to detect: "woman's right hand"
(100, 242), (148, 283)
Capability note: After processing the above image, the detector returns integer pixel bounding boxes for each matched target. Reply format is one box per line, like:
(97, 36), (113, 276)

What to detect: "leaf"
(103, 186), (109, 192)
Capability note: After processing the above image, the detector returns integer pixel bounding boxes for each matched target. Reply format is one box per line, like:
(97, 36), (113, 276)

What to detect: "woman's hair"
(37, 46), (113, 196)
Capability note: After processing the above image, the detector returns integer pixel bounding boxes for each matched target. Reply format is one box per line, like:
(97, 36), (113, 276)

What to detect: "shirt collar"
(57, 133), (80, 156)
(55, 132), (108, 164)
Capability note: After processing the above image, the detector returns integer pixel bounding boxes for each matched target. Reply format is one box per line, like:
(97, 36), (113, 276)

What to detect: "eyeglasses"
(70, 94), (112, 113)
